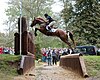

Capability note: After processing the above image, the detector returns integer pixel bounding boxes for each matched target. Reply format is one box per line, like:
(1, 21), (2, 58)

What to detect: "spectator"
(47, 50), (52, 66)
(41, 48), (47, 62)
(52, 49), (57, 65)
(62, 48), (68, 55)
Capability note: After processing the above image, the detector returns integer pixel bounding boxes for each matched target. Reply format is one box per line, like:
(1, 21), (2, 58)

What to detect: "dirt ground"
(14, 62), (87, 80)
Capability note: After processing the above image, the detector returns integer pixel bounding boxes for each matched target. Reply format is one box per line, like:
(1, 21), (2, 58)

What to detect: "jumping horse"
(30, 17), (76, 54)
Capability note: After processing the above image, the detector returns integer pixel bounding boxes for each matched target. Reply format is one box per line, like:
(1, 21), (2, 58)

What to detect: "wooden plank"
(18, 55), (35, 75)
(60, 53), (88, 77)
(79, 56), (89, 77)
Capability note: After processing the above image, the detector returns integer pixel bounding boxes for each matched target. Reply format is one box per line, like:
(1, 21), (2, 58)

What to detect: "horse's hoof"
(71, 50), (75, 54)
(35, 33), (37, 36)
(71, 52), (75, 54)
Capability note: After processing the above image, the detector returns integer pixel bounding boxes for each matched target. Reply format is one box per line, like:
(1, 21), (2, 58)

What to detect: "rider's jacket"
(46, 16), (54, 23)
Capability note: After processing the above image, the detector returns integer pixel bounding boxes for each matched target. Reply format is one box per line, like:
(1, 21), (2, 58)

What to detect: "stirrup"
(48, 26), (51, 30)
(46, 26), (51, 31)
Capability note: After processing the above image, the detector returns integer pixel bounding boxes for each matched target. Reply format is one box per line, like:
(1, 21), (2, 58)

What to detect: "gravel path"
(14, 63), (86, 80)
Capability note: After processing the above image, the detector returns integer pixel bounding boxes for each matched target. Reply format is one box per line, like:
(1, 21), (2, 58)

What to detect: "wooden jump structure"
(14, 17), (35, 74)
(60, 53), (89, 78)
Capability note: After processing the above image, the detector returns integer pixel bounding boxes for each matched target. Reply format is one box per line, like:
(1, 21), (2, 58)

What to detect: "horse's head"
(30, 17), (37, 27)
(31, 17), (46, 27)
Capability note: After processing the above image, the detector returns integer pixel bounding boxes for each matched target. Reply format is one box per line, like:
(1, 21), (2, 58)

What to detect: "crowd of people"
(41, 48), (70, 66)
(0, 47), (14, 55)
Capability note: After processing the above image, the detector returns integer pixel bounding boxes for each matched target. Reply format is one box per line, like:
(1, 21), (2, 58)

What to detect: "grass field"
(0, 54), (21, 80)
(84, 56), (100, 78)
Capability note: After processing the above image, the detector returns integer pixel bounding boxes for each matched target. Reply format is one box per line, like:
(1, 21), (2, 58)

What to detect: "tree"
(5, 0), (54, 28)
(61, 0), (100, 46)
(4, 0), (55, 48)
(74, 0), (100, 45)
(0, 32), (6, 46)
(0, 31), (14, 47)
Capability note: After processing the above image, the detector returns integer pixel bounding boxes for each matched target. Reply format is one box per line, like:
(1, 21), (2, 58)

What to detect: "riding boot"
(46, 26), (51, 31)
(48, 26), (51, 30)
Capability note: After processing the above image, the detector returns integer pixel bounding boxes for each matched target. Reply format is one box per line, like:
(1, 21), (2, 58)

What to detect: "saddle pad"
(51, 29), (57, 32)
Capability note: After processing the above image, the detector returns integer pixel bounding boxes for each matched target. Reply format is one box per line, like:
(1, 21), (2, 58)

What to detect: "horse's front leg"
(34, 28), (38, 36)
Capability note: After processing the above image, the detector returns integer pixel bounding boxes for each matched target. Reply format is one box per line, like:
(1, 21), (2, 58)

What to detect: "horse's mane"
(36, 17), (46, 23)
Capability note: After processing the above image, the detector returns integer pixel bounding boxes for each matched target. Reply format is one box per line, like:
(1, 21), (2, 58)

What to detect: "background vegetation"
(0, 54), (21, 80)
(0, 0), (100, 57)
(61, 0), (100, 47)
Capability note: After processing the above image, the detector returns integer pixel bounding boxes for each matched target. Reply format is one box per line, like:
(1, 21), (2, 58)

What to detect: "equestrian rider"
(44, 13), (56, 31)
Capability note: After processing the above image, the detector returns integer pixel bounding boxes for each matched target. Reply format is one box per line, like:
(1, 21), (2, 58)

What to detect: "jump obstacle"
(60, 53), (89, 78)
(14, 17), (35, 74)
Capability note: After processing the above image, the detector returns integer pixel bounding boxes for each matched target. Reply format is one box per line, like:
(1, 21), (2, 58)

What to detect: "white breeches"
(48, 21), (56, 27)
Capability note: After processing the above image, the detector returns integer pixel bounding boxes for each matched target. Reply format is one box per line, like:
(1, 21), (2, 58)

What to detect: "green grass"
(0, 54), (21, 61)
(0, 54), (42, 80)
(84, 56), (100, 77)
(0, 54), (21, 80)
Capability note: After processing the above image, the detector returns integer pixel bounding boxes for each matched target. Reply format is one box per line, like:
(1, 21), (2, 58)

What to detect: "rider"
(44, 13), (56, 31)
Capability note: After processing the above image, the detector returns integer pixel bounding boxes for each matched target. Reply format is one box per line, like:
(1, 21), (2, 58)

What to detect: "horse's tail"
(67, 30), (76, 48)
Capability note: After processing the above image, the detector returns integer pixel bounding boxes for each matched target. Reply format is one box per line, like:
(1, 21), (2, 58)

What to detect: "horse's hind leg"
(64, 40), (74, 54)
(68, 31), (76, 48)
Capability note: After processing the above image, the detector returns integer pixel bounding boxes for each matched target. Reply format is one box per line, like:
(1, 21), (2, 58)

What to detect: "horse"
(30, 17), (76, 54)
